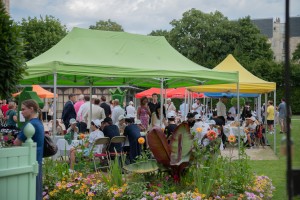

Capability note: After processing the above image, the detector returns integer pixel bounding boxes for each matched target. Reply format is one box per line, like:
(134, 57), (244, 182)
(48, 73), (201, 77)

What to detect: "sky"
(10, 0), (300, 35)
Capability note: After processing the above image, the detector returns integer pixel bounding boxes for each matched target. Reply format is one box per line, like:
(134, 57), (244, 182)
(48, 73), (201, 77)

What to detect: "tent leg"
(160, 78), (164, 127)
(89, 83), (93, 133)
(264, 94), (269, 145)
(237, 82), (240, 159)
(274, 91), (277, 154)
(184, 88), (187, 121)
(258, 94), (262, 122)
(53, 72), (57, 138)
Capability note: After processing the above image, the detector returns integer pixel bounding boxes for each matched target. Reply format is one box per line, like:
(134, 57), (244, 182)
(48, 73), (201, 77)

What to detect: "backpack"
(43, 134), (58, 157)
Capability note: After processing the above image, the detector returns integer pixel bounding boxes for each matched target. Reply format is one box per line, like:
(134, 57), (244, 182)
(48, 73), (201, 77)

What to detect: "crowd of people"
(0, 93), (292, 200)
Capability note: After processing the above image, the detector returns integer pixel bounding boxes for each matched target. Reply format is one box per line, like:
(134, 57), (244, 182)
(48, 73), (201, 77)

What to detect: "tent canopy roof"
(188, 54), (276, 93)
(23, 28), (238, 88)
(12, 85), (57, 98)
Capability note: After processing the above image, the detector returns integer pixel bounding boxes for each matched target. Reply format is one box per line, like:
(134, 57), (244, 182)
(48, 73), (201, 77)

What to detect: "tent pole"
(89, 82), (92, 133)
(160, 78), (164, 127)
(264, 93), (269, 145)
(184, 88), (187, 121)
(53, 72), (57, 139)
(237, 81), (240, 159)
(258, 94), (262, 122)
(274, 90), (277, 154)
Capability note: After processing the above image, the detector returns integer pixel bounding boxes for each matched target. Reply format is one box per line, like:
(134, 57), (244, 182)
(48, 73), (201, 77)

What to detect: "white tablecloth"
(223, 126), (245, 137)
(54, 139), (83, 159)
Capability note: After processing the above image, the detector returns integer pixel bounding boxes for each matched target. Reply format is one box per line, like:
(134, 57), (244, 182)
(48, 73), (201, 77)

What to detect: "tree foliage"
(292, 42), (300, 62)
(89, 19), (124, 32)
(18, 15), (67, 61)
(149, 29), (170, 40)
(167, 9), (273, 69)
(0, 1), (27, 99)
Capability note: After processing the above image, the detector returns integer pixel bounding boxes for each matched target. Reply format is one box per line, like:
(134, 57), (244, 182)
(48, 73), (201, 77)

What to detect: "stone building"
(252, 17), (300, 62)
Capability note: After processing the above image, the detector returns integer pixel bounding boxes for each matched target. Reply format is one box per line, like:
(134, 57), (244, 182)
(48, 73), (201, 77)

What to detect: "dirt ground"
(221, 146), (278, 160)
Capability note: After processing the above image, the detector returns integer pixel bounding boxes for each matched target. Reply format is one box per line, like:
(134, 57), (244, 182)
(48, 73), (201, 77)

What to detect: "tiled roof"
(251, 18), (273, 38)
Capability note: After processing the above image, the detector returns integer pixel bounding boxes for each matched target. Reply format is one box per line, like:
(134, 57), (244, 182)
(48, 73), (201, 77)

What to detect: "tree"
(18, 15), (67, 61)
(149, 29), (170, 40)
(168, 9), (273, 69)
(89, 19), (124, 31)
(0, 1), (26, 99)
(292, 42), (300, 62)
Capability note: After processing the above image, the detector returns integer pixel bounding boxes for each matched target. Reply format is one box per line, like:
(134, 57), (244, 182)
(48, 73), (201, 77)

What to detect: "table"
(223, 126), (246, 138)
(54, 139), (83, 160)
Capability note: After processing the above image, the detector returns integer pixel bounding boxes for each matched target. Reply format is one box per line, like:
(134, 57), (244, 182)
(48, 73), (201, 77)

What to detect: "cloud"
(10, 0), (300, 34)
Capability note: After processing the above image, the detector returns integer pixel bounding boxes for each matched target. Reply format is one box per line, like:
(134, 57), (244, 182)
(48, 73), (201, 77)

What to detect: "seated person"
(164, 111), (177, 139)
(151, 104), (167, 129)
(102, 117), (121, 153)
(64, 118), (79, 145)
(50, 119), (64, 135)
(212, 111), (226, 146)
(186, 112), (195, 128)
(244, 116), (257, 148)
(115, 115), (126, 134)
(135, 119), (146, 132)
(226, 112), (234, 121)
(123, 116), (142, 163)
(192, 114), (210, 144)
(69, 119), (104, 170)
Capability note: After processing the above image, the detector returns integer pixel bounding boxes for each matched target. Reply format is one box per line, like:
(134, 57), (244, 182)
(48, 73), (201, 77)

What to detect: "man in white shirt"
(179, 101), (189, 121)
(111, 99), (125, 124)
(77, 96), (91, 122)
(228, 106), (236, 118)
(83, 98), (105, 130)
(216, 96), (227, 124)
(126, 101), (136, 116)
(192, 99), (203, 114)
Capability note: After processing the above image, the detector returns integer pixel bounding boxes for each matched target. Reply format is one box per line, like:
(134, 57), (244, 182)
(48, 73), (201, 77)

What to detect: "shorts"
(267, 120), (274, 125)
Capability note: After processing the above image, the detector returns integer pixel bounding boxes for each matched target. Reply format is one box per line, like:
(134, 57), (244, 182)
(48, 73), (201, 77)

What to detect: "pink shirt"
(74, 100), (84, 115)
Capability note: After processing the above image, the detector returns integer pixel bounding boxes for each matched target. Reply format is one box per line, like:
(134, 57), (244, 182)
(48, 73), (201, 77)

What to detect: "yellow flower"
(138, 137), (145, 144)
(196, 127), (202, 133)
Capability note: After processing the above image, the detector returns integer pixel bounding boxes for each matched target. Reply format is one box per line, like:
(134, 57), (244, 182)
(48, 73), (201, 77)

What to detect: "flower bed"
(43, 124), (275, 200)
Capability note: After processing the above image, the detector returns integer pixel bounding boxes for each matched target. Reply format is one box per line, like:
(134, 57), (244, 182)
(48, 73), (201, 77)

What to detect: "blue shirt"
(18, 118), (44, 164)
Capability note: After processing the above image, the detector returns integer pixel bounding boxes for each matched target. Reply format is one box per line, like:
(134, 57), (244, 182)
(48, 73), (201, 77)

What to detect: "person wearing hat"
(164, 111), (177, 139)
(244, 116), (257, 148)
(192, 114), (210, 146)
(69, 119), (104, 170)
(102, 117), (122, 153)
(126, 101), (136, 116)
(164, 98), (176, 113)
(115, 115), (126, 133)
(65, 118), (79, 145)
(124, 115), (141, 163)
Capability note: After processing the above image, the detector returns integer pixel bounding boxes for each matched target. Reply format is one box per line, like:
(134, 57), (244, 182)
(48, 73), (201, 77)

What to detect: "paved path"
(221, 146), (278, 160)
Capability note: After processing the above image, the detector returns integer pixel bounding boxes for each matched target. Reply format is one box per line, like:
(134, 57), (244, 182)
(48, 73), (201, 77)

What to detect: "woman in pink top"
(137, 97), (151, 131)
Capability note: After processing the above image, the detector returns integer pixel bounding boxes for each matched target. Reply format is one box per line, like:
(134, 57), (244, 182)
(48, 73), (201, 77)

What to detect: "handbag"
(43, 134), (58, 157)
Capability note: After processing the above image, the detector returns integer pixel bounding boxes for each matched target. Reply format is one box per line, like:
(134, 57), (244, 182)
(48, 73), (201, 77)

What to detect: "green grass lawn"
(249, 116), (300, 200)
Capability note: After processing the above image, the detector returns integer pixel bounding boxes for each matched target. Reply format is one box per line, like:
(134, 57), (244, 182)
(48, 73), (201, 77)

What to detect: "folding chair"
(92, 137), (110, 172)
(107, 136), (127, 160)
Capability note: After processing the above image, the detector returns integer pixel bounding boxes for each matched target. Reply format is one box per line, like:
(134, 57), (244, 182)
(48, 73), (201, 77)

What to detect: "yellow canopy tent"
(187, 54), (276, 93)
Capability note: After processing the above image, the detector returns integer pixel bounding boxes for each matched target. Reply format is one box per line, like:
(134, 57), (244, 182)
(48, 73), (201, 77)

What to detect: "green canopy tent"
(22, 27), (239, 133)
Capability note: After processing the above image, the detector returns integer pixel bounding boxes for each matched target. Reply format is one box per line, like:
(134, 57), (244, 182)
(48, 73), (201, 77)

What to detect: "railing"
(0, 124), (38, 200)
